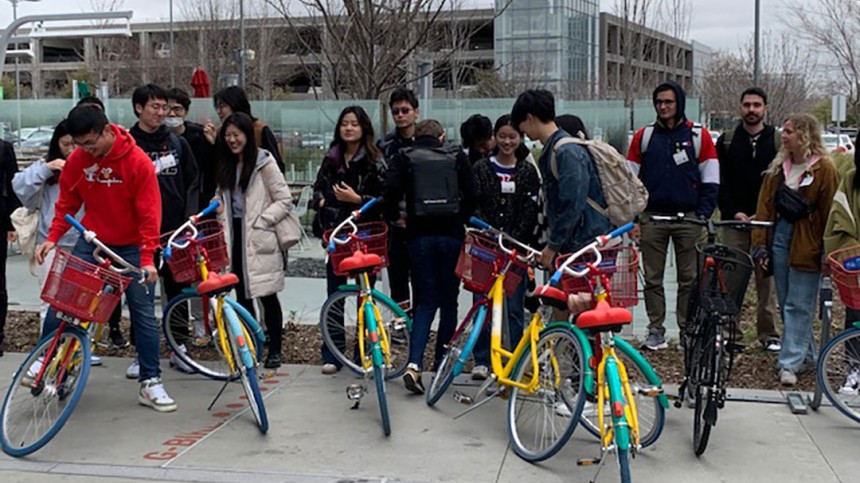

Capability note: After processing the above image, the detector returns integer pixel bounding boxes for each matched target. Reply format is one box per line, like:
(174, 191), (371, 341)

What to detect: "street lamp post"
(239, 0), (245, 87)
(753, 0), (761, 86)
(8, 0), (41, 148)
(169, 0), (174, 87)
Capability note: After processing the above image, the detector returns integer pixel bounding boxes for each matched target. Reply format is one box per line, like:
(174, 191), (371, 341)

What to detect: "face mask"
(163, 116), (184, 128)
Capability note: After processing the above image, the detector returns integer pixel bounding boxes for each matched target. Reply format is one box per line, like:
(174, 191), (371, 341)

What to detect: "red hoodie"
(47, 124), (162, 267)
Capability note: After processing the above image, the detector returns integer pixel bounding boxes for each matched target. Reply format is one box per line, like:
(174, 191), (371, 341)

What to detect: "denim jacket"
(538, 129), (612, 253)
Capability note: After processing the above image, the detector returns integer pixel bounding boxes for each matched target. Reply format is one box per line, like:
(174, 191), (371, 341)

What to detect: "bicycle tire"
(374, 362), (390, 436)
(223, 304), (268, 434)
(507, 326), (585, 462)
(692, 333), (714, 456)
(426, 304), (487, 407)
(1, 328), (91, 456)
(579, 342), (666, 448)
(818, 328), (860, 424)
(618, 448), (631, 483)
(320, 288), (410, 379)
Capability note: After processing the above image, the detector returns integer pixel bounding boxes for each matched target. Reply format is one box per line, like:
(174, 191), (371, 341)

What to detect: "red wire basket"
(828, 245), (860, 309)
(323, 222), (389, 276)
(556, 246), (639, 308)
(455, 232), (528, 297)
(160, 220), (230, 284)
(40, 250), (128, 324)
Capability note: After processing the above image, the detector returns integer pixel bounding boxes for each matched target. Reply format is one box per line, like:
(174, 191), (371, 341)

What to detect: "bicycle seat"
(576, 300), (632, 332)
(197, 272), (239, 296)
(533, 285), (569, 310)
(339, 250), (382, 274)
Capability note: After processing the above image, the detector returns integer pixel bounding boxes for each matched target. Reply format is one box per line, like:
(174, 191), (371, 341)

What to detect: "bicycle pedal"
(453, 391), (473, 405)
(346, 383), (366, 402)
(726, 342), (746, 354)
(637, 385), (664, 397)
(577, 457), (601, 466)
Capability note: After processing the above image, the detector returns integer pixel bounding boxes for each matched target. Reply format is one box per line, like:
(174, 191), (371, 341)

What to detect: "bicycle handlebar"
(327, 197), (381, 253)
(163, 200), (223, 262)
(467, 217), (542, 262)
(549, 223), (635, 285)
(64, 214), (148, 281)
(649, 213), (773, 229)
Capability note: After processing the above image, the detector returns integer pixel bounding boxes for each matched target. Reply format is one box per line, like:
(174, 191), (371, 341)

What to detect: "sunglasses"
(391, 108), (412, 116)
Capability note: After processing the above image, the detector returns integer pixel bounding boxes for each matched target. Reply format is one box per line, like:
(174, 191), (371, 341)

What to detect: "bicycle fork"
(347, 300), (385, 409)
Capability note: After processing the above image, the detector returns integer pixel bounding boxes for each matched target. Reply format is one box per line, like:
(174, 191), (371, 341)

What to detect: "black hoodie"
(129, 124), (200, 233)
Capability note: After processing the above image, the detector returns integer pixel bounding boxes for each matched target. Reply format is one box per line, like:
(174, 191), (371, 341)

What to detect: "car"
(822, 133), (855, 154)
(20, 129), (53, 148)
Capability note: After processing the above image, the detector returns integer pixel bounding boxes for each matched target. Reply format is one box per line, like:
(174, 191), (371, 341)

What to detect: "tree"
(265, 0), (506, 100)
(781, 0), (860, 121)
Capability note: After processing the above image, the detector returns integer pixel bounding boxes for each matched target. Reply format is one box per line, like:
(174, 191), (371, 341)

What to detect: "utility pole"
(239, 0), (245, 87)
(169, 0), (175, 86)
(753, 0), (761, 86)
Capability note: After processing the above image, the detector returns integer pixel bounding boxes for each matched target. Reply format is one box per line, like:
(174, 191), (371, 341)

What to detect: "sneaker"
(264, 353), (282, 369)
(90, 355), (103, 366)
(472, 365), (489, 381)
(109, 330), (130, 349)
(582, 399), (611, 417)
(169, 346), (195, 374)
(763, 338), (781, 353)
(21, 357), (44, 386)
(126, 357), (140, 380)
(139, 377), (177, 412)
(321, 363), (340, 375)
(554, 400), (573, 418)
(641, 331), (668, 351)
(403, 363), (425, 395)
(779, 368), (797, 387)
(839, 367), (860, 395)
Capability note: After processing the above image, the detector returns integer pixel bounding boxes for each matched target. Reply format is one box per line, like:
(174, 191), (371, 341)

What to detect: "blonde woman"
(751, 113), (839, 387)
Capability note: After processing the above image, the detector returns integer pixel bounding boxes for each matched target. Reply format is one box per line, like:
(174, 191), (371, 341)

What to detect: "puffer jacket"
(218, 149), (293, 299)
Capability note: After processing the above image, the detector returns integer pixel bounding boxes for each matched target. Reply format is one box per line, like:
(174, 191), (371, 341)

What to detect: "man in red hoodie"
(35, 106), (176, 412)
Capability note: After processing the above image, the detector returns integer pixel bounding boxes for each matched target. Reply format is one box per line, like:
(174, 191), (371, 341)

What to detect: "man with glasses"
(378, 87), (420, 312)
(166, 88), (216, 210)
(129, 84), (200, 376)
(36, 105), (176, 411)
(626, 80), (720, 351)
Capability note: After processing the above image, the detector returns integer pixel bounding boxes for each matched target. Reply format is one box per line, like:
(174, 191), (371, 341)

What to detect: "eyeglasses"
(73, 131), (103, 149)
(167, 105), (186, 114)
(391, 108), (412, 116)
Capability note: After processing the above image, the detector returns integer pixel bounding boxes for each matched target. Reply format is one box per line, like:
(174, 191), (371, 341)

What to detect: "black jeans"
(232, 218), (283, 357)
(387, 225), (411, 306)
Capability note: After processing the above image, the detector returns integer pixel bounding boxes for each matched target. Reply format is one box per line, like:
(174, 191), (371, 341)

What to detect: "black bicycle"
(650, 213), (771, 456)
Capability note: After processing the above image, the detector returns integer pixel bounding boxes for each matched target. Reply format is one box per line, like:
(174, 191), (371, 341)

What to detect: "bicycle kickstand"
(453, 375), (501, 420)
(578, 446), (611, 483)
(207, 379), (231, 411)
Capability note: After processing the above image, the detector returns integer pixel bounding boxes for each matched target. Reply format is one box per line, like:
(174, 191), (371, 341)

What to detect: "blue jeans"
(772, 219), (819, 373)
(408, 235), (462, 371)
(41, 239), (160, 381)
(473, 277), (527, 367)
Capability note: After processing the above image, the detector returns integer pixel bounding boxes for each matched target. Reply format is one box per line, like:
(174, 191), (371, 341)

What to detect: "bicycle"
(650, 213), (771, 456)
(319, 198), (412, 437)
(542, 223), (665, 483)
(425, 217), (587, 463)
(1, 215), (147, 456)
(816, 245), (860, 423)
(160, 201), (268, 434)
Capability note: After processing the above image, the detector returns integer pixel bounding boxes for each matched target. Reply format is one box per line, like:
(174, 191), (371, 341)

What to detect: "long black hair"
(47, 120), (71, 161)
(493, 114), (530, 161)
(330, 105), (381, 162)
(213, 86), (254, 118)
(216, 112), (258, 192)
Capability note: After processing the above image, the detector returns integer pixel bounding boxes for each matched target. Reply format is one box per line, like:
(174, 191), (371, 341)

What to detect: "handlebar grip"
(359, 197), (378, 214)
(469, 216), (492, 230)
(550, 270), (563, 286)
(65, 214), (87, 234)
(327, 239), (336, 253)
(199, 200), (221, 218)
(164, 245), (173, 261)
(607, 222), (635, 239)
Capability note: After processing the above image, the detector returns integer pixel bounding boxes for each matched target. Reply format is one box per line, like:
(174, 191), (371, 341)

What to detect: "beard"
(743, 114), (763, 126)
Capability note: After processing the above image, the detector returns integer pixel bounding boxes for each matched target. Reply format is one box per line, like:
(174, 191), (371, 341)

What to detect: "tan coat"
(219, 149), (293, 298)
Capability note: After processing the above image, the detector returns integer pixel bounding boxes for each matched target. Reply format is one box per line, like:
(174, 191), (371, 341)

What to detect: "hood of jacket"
(653, 79), (687, 126)
(129, 123), (173, 151)
(91, 124), (138, 165)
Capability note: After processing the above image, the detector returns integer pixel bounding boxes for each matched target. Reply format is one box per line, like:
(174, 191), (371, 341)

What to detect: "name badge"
(501, 180), (516, 194)
(155, 154), (177, 173)
(799, 175), (814, 188)
(673, 150), (690, 165)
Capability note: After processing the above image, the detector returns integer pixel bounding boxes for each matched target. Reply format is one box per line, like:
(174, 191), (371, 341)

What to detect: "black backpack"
(402, 144), (461, 217)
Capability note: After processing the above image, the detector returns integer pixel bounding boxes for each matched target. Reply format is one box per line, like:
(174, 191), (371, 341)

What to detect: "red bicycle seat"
(576, 300), (632, 332)
(533, 285), (569, 310)
(339, 250), (382, 274)
(197, 272), (239, 295)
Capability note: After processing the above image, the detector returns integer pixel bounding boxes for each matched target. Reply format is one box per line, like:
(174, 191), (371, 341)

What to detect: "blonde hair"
(768, 113), (829, 174)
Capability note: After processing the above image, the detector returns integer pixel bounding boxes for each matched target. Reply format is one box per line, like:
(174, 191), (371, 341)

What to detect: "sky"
(0, 0), (782, 53)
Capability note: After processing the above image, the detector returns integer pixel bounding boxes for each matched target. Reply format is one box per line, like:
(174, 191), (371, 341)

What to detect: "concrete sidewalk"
(0, 354), (856, 483)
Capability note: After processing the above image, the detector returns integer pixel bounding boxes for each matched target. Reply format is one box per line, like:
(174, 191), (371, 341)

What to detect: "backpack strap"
(550, 136), (608, 219)
(639, 124), (656, 154)
(691, 123), (703, 161)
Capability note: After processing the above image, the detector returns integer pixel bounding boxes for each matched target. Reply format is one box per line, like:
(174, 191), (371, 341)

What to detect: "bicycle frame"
(355, 271), (393, 373)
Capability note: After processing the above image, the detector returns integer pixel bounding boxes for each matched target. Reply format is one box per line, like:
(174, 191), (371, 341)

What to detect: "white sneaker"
(554, 400), (573, 418)
(779, 368), (797, 387)
(126, 357), (140, 380)
(169, 345), (195, 374)
(839, 367), (860, 395)
(471, 365), (489, 381)
(21, 357), (44, 386)
(139, 377), (177, 412)
(90, 355), (103, 366)
(582, 399), (612, 417)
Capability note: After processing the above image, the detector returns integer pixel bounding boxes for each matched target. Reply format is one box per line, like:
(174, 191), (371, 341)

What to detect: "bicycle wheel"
(618, 448), (631, 483)
(223, 304), (268, 434)
(1, 328), (91, 456)
(320, 289), (410, 379)
(162, 292), (229, 380)
(818, 328), (860, 424)
(374, 362), (390, 436)
(692, 333), (714, 456)
(507, 326), (586, 462)
(426, 305), (486, 407)
(579, 345), (665, 448)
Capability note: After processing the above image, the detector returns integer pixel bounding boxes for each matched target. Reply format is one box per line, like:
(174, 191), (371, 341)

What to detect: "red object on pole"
(191, 67), (211, 98)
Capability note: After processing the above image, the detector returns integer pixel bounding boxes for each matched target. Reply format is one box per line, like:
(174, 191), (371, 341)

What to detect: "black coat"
(473, 156), (540, 246)
(0, 141), (20, 232)
(312, 145), (386, 235)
